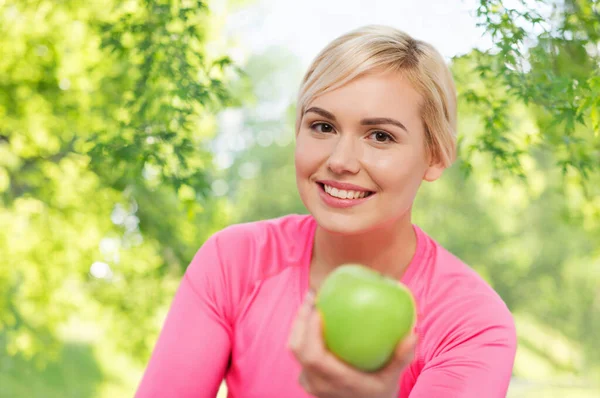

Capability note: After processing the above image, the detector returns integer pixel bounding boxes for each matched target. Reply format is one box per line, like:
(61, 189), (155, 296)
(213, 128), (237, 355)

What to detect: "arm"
(409, 303), (517, 398)
(135, 236), (232, 398)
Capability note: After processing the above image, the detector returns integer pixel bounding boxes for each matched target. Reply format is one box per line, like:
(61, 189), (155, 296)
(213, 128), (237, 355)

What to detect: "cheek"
(294, 132), (328, 176)
(362, 149), (427, 190)
(294, 134), (309, 175)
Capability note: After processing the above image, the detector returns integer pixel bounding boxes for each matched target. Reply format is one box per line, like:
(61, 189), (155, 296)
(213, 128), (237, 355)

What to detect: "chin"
(308, 199), (413, 237)
(311, 209), (381, 236)
(297, 190), (369, 235)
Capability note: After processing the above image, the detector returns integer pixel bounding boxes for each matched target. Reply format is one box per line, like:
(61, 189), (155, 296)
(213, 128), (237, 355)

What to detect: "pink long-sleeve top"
(136, 214), (517, 397)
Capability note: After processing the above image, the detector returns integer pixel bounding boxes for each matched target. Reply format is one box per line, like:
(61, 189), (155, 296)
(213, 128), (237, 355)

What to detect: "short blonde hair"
(296, 25), (457, 167)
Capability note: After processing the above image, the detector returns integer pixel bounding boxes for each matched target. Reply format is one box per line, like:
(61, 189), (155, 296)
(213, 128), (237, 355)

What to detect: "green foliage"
(466, 0), (600, 181)
(89, 0), (236, 198)
(0, 339), (103, 398)
(0, 0), (236, 377)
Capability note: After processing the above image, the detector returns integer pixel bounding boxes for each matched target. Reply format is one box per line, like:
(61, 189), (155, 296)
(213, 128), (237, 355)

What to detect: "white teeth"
(323, 184), (369, 200)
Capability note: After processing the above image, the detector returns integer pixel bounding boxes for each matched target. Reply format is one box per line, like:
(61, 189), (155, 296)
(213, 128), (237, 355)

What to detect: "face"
(294, 70), (444, 235)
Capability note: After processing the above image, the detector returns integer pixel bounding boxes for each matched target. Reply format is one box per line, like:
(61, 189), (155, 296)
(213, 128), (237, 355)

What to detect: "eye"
(310, 122), (335, 133)
(369, 131), (395, 143)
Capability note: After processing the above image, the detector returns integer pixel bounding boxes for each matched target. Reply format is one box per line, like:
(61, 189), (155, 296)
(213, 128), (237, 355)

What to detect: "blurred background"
(0, 0), (599, 397)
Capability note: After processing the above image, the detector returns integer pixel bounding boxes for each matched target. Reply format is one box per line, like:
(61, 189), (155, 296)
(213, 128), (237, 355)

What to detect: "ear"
(423, 162), (445, 182)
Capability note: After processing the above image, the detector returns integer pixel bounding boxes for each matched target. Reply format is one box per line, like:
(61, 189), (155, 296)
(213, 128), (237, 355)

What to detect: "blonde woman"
(136, 25), (517, 398)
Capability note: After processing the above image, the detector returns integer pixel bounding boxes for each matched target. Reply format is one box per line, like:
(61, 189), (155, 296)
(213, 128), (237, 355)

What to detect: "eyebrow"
(304, 107), (409, 133)
(361, 117), (408, 133)
(304, 107), (338, 122)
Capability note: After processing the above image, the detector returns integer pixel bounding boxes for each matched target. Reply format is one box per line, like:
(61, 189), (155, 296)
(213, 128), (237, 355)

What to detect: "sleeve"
(135, 234), (233, 398)
(409, 298), (517, 398)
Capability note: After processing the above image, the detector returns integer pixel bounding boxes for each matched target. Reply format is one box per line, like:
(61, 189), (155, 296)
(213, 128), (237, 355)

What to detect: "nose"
(327, 135), (360, 175)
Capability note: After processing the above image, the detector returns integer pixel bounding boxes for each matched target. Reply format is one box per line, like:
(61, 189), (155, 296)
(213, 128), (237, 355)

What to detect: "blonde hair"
(296, 25), (457, 167)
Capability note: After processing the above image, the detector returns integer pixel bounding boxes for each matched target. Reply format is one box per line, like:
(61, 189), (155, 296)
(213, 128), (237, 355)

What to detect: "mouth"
(316, 182), (375, 200)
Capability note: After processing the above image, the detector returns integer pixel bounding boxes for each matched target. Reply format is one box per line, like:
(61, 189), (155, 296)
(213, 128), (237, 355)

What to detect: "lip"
(316, 180), (373, 192)
(315, 182), (376, 209)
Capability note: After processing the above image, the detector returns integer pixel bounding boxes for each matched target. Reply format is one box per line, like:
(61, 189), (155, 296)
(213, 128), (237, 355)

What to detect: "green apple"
(315, 263), (416, 372)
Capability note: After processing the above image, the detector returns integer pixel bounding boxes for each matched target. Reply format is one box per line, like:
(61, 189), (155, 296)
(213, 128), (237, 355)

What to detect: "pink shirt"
(136, 214), (517, 398)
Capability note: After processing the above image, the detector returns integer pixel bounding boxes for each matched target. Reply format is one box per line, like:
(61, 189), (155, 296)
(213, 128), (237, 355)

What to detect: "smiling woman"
(295, 70), (445, 235)
(135, 25), (517, 398)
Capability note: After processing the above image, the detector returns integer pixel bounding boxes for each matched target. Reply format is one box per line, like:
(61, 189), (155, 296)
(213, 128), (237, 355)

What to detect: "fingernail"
(305, 290), (315, 308)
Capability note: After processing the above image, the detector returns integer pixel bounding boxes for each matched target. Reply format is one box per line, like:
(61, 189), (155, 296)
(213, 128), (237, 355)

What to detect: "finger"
(379, 334), (418, 377)
(295, 305), (327, 366)
(298, 371), (308, 391)
(301, 310), (371, 384)
(298, 370), (317, 396)
(288, 291), (315, 352)
(297, 313), (344, 397)
(397, 333), (418, 360)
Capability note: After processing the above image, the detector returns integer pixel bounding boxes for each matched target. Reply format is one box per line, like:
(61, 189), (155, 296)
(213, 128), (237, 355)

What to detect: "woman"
(135, 25), (517, 398)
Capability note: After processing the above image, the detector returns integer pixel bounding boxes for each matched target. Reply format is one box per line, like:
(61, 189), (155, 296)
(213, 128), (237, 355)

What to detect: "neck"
(311, 212), (417, 282)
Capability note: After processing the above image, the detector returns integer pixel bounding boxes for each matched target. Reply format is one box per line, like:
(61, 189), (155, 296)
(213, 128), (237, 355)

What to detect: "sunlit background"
(1, 0), (599, 397)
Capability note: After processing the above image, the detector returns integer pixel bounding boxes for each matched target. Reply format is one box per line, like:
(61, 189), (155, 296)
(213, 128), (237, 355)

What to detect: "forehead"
(307, 71), (423, 121)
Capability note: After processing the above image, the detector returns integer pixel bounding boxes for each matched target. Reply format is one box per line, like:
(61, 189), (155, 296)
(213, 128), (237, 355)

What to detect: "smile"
(316, 181), (375, 209)
(322, 184), (372, 199)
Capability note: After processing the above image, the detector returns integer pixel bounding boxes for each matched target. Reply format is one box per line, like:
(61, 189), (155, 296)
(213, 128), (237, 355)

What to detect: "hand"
(288, 291), (417, 398)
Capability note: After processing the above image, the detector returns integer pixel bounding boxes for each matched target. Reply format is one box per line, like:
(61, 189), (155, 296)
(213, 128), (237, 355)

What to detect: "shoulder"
(215, 213), (315, 241)
(183, 214), (315, 321)
(208, 214), (315, 261)
(411, 229), (516, 357)
(412, 227), (509, 314)
(187, 213), (315, 283)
